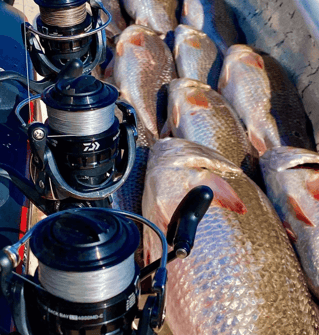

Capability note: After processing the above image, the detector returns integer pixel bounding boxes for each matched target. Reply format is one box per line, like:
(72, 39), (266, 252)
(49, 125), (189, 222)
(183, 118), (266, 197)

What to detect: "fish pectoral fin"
(116, 41), (124, 57)
(191, 173), (247, 215)
(182, 2), (189, 16)
(172, 104), (181, 128)
(186, 91), (209, 108)
(248, 128), (268, 156)
(173, 44), (179, 59)
(218, 63), (230, 93)
(288, 196), (315, 227)
(135, 17), (149, 27)
(306, 177), (319, 200)
(128, 31), (146, 47)
(239, 52), (264, 70)
(282, 221), (298, 243)
(186, 36), (201, 49)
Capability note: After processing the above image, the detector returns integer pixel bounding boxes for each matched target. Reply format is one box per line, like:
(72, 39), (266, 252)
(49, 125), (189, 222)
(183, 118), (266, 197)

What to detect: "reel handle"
(166, 185), (214, 257)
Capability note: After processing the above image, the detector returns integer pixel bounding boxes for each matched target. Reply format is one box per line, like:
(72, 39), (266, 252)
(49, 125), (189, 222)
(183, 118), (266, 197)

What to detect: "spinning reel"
(0, 186), (213, 335)
(0, 0), (111, 92)
(0, 59), (137, 214)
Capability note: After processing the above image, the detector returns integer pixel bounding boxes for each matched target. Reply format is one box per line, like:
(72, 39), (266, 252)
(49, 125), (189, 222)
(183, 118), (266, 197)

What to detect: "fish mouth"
(287, 163), (319, 171)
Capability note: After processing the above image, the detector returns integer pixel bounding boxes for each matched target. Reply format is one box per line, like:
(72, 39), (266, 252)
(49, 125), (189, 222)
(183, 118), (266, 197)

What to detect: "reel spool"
(25, 0), (110, 77)
(26, 209), (140, 335)
(9, 59), (137, 213)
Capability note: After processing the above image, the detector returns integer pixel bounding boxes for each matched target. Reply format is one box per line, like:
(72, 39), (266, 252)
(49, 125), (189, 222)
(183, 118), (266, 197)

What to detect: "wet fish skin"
(180, 0), (241, 55)
(122, 0), (178, 36)
(260, 146), (319, 298)
(218, 44), (316, 156)
(114, 25), (176, 144)
(165, 78), (258, 179)
(142, 137), (319, 335)
(174, 24), (220, 89)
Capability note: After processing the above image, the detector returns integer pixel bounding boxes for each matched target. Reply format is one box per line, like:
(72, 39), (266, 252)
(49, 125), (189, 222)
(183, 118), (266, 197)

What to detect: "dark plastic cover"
(34, 0), (87, 8)
(30, 208), (140, 271)
(42, 75), (119, 111)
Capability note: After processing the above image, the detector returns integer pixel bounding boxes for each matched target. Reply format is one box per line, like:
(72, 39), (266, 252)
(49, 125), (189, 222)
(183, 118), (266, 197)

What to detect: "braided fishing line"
(39, 4), (87, 27)
(47, 105), (115, 136)
(38, 254), (135, 303)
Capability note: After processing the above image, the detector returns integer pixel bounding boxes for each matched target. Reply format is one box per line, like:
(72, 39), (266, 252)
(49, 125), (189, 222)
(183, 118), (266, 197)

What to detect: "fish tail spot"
(288, 196), (315, 226)
(186, 91), (209, 107)
(182, 2), (189, 16)
(116, 41), (124, 57)
(128, 32), (145, 47)
(282, 221), (298, 242)
(240, 52), (264, 70)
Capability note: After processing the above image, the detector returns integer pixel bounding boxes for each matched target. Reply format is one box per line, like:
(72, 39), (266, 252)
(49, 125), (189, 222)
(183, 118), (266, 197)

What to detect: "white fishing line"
(47, 105), (115, 136)
(38, 254), (135, 303)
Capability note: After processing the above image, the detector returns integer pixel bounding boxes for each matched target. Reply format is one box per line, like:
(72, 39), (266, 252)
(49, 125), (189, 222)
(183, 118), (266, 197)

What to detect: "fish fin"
(186, 91), (209, 108)
(160, 120), (171, 138)
(136, 18), (148, 27)
(240, 52), (264, 70)
(218, 64), (230, 93)
(173, 45), (179, 59)
(191, 173), (247, 215)
(182, 2), (189, 16)
(248, 128), (268, 156)
(116, 41), (124, 57)
(282, 221), (298, 243)
(186, 36), (201, 49)
(172, 104), (181, 128)
(288, 196), (315, 226)
(128, 32), (145, 47)
(306, 177), (319, 200)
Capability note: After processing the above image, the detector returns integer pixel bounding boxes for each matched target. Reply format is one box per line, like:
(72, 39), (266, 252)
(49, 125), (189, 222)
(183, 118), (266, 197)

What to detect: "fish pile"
(93, 0), (319, 332)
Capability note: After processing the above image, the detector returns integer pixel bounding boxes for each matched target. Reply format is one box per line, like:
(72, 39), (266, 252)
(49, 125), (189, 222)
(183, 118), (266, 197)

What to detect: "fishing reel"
(0, 59), (137, 213)
(0, 186), (213, 335)
(0, 0), (112, 93)
(25, 0), (110, 77)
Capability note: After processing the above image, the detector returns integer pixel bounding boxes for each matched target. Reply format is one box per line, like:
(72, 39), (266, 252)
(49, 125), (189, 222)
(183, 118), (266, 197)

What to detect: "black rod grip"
(166, 185), (213, 255)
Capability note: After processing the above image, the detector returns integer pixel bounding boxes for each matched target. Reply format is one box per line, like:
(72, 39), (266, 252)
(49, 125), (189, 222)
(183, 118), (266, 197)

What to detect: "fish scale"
(143, 138), (319, 334)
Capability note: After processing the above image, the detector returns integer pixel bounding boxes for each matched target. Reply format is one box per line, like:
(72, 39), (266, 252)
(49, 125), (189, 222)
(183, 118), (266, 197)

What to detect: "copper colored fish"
(174, 24), (220, 89)
(142, 137), (319, 335)
(218, 44), (316, 156)
(114, 25), (176, 144)
(164, 78), (258, 178)
(260, 146), (319, 298)
(122, 0), (178, 36)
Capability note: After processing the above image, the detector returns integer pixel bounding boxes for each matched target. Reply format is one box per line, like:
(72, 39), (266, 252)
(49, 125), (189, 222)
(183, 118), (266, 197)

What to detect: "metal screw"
(176, 248), (188, 259)
(39, 180), (45, 189)
(33, 128), (45, 140)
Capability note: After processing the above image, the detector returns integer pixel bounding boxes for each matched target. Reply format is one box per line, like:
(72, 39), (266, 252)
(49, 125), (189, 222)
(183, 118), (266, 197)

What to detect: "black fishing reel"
(0, 59), (137, 214)
(0, 0), (112, 93)
(26, 0), (110, 77)
(0, 186), (213, 335)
